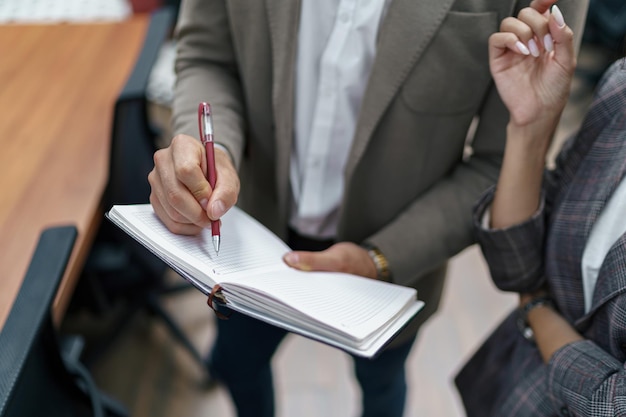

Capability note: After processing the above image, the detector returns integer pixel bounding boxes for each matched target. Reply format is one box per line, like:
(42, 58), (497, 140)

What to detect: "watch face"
(516, 296), (554, 343)
(516, 311), (535, 342)
(522, 326), (534, 341)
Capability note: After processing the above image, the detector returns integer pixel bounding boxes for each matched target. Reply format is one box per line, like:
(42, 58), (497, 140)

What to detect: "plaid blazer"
(456, 60), (626, 417)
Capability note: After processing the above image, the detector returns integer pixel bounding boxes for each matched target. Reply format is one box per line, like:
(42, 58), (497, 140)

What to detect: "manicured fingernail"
(211, 200), (225, 218)
(200, 199), (208, 210)
(516, 41), (530, 55)
(528, 39), (540, 57)
(551, 5), (565, 28)
(543, 33), (554, 52)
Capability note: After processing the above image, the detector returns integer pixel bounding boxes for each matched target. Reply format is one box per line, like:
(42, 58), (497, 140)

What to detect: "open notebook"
(106, 204), (424, 358)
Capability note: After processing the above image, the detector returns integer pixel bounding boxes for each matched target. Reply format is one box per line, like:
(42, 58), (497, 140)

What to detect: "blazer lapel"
(345, 0), (456, 180)
(576, 235), (626, 330)
(265, 0), (301, 221)
(558, 115), (626, 324)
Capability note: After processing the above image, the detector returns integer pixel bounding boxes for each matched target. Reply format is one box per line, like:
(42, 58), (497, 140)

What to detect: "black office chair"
(0, 226), (129, 417)
(70, 6), (207, 377)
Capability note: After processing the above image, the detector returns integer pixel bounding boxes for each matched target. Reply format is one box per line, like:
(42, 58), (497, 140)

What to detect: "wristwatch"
(516, 295), (555, 342)
(360, 243), (391, 282)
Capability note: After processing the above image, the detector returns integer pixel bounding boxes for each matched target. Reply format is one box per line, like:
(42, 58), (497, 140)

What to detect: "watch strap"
(360, 243), (391, 282)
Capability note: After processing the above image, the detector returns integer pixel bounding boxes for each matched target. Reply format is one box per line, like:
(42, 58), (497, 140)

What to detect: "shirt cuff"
(481, 205), (491, 229)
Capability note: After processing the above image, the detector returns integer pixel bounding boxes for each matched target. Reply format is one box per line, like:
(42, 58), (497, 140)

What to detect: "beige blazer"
(171, 0), (588, 343)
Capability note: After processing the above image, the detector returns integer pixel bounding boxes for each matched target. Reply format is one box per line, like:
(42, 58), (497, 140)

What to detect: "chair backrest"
(102, 6), (174, 276)
(104, 6), (174, 209)
(0, 226), (98, 417)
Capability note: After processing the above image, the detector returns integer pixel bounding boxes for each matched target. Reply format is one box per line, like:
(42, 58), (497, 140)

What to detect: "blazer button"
(560, 407), (570, 416)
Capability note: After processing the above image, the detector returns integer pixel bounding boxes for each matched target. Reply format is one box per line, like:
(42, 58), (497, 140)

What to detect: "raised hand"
(489, 3), (576, 128)
(148, 134), (240, 235)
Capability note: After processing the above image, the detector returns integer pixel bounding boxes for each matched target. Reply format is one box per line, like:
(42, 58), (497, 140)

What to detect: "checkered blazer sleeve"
(473, 59), (626, 294)
(472, 186), (548, 292)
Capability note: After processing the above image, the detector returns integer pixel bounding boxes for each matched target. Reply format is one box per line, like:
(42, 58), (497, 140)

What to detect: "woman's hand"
(489, 2), (576, 129)
(488, 1), (578, 229)
(148, 134), (240, 235)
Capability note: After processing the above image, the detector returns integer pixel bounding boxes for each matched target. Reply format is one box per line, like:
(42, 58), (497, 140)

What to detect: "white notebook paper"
(106, 204), (424, 358)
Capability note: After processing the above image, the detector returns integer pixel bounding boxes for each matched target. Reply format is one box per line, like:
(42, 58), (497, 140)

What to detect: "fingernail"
(211, 200), (226, 218)
(283, 252), (299, 266)
(528, 39), (540, 57)
(516, 41), (530, 55)
(543, 33), (554, 52)
(551, 4), (565, 28)
(200, 199), (208, 210)
(283, 253), (312, 270)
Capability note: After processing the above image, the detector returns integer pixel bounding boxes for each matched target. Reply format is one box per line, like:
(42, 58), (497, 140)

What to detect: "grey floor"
(75, 43), (605, 417)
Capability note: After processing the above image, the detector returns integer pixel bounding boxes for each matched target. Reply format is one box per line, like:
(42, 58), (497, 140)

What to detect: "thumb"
(283, 251), (312, 271)
(283, 243), (374, 276)
(548, 5), (575, 68)
(206, 148), (240, 220)
(283, 251), (336, 272)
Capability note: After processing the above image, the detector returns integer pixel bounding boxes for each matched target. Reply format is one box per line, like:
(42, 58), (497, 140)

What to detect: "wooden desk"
(0, 16), (150, 328)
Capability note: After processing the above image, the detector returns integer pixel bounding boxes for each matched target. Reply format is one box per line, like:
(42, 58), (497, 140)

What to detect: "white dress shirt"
(289, 0), (390, 238)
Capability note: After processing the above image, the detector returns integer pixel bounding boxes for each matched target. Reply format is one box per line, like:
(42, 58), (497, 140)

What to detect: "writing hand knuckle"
(177, 161), (196, 180)
(153, 149), (165, 165)
(165, 189), (184, 206)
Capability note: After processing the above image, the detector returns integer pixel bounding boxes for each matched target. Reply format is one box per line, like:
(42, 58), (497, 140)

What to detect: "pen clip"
(198, 102), (213, 145)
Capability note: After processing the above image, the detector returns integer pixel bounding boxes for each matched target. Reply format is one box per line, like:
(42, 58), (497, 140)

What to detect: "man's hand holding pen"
(148, 132), (239, 237)
(148, 105), (383, 280)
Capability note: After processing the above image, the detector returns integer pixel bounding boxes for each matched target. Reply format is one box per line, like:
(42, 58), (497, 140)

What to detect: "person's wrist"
(507, 122), (555, 150)
(504, 122), (556, 173)
(516, 295), (555, 342)
(360, 243), (391, 282)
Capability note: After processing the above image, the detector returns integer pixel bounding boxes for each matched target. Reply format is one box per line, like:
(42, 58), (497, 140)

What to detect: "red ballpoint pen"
(198, 102), (221, 254)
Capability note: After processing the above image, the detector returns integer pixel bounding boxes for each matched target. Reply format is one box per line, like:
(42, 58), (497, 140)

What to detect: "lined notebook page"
(222, 269), (416, 341)
(107, 204), (291, 285)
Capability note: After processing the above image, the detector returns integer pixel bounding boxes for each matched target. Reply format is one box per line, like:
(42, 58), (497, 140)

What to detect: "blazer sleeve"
(473, 115), (588, 293)
(369, 82), (508, 286)
(547, 340), (626, 416)
(368, 0), (589, 287)
(473, 186), (549, 292)
(171, 0), (246, 169)
(473, 129), (584, 292)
